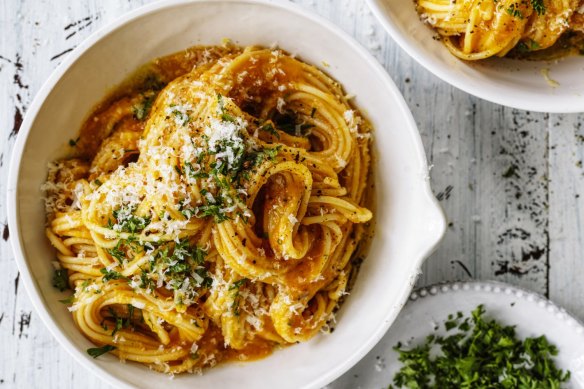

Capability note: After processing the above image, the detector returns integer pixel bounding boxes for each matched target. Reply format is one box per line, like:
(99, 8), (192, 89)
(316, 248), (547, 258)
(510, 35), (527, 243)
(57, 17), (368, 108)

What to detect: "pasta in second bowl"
(7, 1), (446, 388)
(367, 0), (584, 112)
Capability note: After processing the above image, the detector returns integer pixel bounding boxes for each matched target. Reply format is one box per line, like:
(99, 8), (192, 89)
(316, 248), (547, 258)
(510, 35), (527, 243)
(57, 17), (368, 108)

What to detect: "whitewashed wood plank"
(373, 47), (551, 293)
(549, 113), (584, 322)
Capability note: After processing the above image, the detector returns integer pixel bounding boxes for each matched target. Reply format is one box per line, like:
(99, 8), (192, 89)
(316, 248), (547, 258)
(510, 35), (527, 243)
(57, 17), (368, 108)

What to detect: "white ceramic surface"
(366, 0), (584, 113)
(6, 1), (446, 388)
(331, 281), (584, 389)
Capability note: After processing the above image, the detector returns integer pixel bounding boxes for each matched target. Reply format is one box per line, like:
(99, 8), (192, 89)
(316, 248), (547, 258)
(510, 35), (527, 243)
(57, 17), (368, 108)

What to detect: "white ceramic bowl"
(6, 1), (446, 388)
(367, 0), (584, 113)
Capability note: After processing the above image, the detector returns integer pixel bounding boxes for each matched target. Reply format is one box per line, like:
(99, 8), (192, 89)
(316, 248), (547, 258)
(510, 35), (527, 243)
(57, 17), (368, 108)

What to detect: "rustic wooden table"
(1, 0), (583, 388)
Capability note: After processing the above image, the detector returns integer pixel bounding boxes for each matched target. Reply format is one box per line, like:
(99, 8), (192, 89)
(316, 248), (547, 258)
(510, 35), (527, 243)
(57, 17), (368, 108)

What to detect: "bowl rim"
(6, 0), (446, 388)
(365, 0), (584, 113)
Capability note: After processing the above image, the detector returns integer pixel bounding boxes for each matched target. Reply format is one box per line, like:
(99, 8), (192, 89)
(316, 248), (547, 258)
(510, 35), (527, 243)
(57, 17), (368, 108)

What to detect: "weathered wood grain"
(548, 113), (584, 319)
(419, 105), (551, 294)
(0, 0), (583, 388)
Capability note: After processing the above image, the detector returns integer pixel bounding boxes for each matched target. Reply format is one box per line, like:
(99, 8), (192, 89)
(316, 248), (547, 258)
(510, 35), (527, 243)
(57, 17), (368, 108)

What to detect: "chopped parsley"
(103, 305), (134, 336)
(230, 278), (248, 316)
(184, 161), (209, 180)
(149, 239), (213, 306)
(272, 110), (314, 136)
(133, 92), (157, 121)
(259, 122), (280, 139)
(506, 4), (524, 19)
(106, 235), (143, 265)
(531, 0), (545, 15)
(196, 202), (231, 222)
(141, 73), (165, 92)
(107, 243), (125, 264)
(139, 268), (155, 291)
(516, 39), (541, 54)
(87, 345), (116, 358)
(254, 146), (281, 166)
(169, 105), (191, 125)
(100, 268), (126, 282)
(109, 206), (150, 233)
(390, 305), (571, 388)
(52, 269), (69, 291)
(217, 94), (236, 123)
(229, 278), (249, 291)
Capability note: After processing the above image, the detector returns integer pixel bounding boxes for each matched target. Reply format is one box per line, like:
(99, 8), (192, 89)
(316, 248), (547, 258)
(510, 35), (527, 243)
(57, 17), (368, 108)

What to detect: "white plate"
(366, 0), (584, 113)
(6, 1), (446, 388)
(331, 281), (584, 388)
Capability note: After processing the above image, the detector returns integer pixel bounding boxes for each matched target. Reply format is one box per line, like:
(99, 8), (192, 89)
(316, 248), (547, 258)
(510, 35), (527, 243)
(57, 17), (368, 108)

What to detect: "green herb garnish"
(52, 269), (69, 291)
(506, 5), (524, 19)
(133, 93), (156, 121)
(229, 278), (248, 291)
(217, 94), (236, 123)
(259, 123), (280, 139)
(100, 267), (126, 282)
(87, 345), (116, 358)
(390, 305), (571, 388)
(229, 278), (249, 316)
(531, 0), (545, 15)
(110, 206), (150, 233)
(149, 239), (212, 306)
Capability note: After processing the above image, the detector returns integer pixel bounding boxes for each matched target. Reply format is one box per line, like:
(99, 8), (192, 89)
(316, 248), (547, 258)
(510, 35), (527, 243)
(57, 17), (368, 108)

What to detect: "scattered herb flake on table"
(390, 305), (571, 389)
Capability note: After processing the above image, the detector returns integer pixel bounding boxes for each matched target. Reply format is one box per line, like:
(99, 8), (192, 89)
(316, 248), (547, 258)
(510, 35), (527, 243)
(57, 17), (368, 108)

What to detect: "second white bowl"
(367, 0), (584, 113)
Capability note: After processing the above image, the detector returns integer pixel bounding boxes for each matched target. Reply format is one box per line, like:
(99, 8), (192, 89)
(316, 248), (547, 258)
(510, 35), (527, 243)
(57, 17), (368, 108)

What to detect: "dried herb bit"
(68, 137), (80, 147)
(391, 305), (571, 389)
(87, 345), (117, 358)
(52, 269), (69, 291)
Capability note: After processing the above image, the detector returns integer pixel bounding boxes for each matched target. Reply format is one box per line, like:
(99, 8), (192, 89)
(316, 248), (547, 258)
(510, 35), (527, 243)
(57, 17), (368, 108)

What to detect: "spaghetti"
(43, 45), (373, 374)
(416, 0), (584, 60)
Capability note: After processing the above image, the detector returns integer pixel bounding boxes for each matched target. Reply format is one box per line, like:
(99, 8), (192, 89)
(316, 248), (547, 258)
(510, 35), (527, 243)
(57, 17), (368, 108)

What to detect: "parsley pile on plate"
(390, 305), (571, 389)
